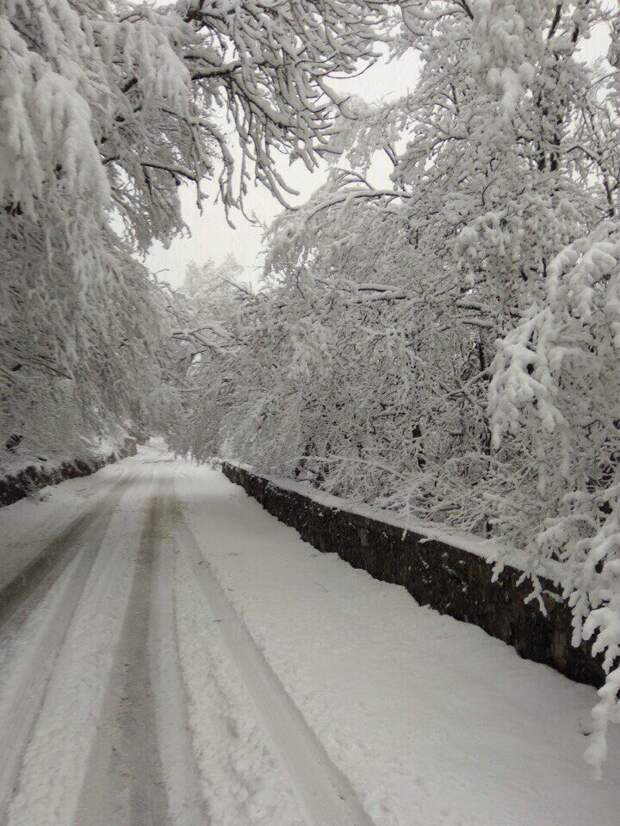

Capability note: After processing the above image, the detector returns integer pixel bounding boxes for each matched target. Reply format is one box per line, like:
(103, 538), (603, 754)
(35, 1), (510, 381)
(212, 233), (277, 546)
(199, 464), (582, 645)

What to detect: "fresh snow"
(0, 446), (618, 825)
(176, 462), (620, 826)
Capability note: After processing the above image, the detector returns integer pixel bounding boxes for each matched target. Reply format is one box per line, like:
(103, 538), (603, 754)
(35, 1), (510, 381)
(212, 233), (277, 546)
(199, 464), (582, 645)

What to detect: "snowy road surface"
(0, 447), (619, 826)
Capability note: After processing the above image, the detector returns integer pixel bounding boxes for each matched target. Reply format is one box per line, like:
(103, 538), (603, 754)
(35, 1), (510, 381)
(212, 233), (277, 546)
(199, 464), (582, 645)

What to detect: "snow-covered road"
(0, 447), (619, 826)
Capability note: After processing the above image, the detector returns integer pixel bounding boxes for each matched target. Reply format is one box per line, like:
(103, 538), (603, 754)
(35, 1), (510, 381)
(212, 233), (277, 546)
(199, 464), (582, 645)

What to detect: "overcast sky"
(145, 24), (610, 288)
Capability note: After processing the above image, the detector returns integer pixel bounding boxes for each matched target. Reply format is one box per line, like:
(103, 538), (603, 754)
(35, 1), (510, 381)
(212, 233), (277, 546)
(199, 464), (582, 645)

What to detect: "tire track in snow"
(75, 486), (206, 826)
(150, 495), (206, 825)
(172, 496), (376, 826)
(173, 536), (307, 826)
(3, 470), (155, 826)
(0, 470), (131, 628)
(0, 473), (134, 821)
(75, 486), (169, 826)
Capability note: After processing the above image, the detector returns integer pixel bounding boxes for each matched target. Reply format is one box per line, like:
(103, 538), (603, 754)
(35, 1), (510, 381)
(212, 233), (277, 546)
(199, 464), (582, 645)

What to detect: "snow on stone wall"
(221, 462), (604, 688)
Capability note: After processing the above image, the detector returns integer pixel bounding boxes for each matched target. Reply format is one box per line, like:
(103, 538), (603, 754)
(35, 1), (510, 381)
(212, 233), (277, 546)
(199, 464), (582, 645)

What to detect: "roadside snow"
(174, 546), (308, 826)
(177, 463), (620, 826)
(175, 507), (374, 826)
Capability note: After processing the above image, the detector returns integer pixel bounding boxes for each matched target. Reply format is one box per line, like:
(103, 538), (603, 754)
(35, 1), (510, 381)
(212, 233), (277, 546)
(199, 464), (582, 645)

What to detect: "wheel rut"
(75, 488), (205, 826)
(75, 491), (168, 825)
(0, 472), (131, 629)
(172, 495), (375, 826)
(0, 476), (133, 820)
(3, 470), (155, 826)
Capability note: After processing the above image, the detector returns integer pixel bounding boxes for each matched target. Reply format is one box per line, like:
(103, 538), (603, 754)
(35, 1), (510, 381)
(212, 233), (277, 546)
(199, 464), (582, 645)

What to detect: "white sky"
(145, 22), (610, 288)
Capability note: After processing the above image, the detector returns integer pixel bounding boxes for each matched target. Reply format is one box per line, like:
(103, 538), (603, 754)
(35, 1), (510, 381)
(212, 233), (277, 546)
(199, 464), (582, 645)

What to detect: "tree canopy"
(1, 0), (389, 456)
(175, 0), (620, 773)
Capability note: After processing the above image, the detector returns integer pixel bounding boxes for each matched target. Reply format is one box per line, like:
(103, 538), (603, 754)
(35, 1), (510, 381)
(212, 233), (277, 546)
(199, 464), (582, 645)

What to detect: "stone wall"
(0, 437), (137, 508)
(222, 462), (604, 688)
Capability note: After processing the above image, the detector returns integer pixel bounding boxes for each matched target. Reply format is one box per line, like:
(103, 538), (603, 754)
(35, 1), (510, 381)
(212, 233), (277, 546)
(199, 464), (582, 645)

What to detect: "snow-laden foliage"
(1, 0), (388, 461)
(179, 1), (620, 771)
(489, 221), (620, 776)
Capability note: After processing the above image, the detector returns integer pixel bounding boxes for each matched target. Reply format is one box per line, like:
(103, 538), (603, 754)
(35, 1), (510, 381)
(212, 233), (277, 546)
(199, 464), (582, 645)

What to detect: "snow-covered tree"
(1, 0), (390, 253)
(1, 0), (389, 458)
(179, 0), (620, 771)
(489, 222), (620, 777)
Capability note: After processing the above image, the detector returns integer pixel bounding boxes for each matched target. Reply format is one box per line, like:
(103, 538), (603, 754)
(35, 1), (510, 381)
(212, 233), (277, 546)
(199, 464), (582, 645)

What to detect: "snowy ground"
(0, 445), (618, 826)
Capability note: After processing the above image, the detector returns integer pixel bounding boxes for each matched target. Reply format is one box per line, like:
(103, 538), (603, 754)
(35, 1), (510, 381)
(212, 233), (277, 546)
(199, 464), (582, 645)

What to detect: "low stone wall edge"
(0, 436), (138, 508)
(221, 461), (603, 688)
